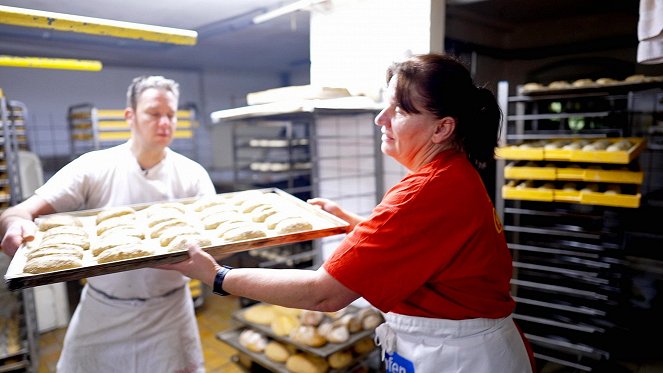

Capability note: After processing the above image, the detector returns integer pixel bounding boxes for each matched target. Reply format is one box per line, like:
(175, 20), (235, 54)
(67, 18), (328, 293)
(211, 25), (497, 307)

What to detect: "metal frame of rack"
(0, 94), (39, 372)
(496, 81), (663, 371)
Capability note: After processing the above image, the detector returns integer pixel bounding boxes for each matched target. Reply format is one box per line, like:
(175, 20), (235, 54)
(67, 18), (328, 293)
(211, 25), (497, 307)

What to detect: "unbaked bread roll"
(38, 215), (83, 231)
(146, 210), (185, 228)
(95, 206), (136, 225)
(42, 225), (88, 239)
(159, 225), (201, 247)
(95, 243), (155, 264)
(572, 78), (594, 87)
(191, 196), (230, 212)
(167, 235), (212, 252)
(274, 217), (313, 234)
(222, 225), (267, 242)
(250, 205), (278, 222)
(26, 244), (85, 260)
(99, 226), (145, 240)
(141, 202), (186, 218)
(23, 254), (83, 274)
(264, 341), (290, 363)
(197, 203), (238, 220)
(96, 214), (136, 236)
(264, 212), (299, 229)
(39, 233), (90, 250)
(548, 80), (572, 89)
(93, 235), (142, 256)
(150, 218), (189, 238)
(202, 211), (246, 230)
(285, 353), (329, 373)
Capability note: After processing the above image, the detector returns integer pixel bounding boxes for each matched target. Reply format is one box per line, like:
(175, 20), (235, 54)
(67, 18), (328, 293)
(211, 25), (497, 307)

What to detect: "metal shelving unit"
(0, 91), (38, 372)
(496, 80), (663, 371)
(67, 103), (199, 159)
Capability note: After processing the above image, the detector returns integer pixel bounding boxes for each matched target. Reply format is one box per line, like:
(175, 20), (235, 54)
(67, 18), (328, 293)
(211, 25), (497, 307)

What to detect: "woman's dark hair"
(386, 53), (501, 169)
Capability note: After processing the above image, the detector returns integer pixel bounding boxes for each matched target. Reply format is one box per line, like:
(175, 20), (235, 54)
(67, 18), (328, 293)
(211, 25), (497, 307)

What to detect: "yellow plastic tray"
(502, 184), (640, 208)
(505, 163), (643, 184)
(497, 137), (646, 164)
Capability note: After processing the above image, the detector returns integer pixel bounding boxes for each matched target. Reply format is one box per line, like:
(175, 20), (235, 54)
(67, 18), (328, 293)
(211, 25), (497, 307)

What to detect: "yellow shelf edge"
(0, 5), (197, 46)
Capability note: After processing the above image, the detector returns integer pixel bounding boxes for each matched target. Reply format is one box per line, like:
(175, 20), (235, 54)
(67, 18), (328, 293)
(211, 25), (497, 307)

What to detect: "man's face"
(128, 87), (177, 150)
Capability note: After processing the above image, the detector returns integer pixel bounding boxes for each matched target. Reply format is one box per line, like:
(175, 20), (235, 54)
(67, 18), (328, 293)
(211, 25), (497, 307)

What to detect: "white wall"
(0, 64), (307, 183)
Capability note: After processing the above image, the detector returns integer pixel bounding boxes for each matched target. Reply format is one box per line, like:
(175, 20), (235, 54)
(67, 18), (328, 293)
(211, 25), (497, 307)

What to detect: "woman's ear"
(432, 117), (455, 144)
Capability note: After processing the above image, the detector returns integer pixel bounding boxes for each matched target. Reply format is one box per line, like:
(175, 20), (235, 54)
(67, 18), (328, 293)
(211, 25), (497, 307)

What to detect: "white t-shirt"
(35, 141), (216, 298)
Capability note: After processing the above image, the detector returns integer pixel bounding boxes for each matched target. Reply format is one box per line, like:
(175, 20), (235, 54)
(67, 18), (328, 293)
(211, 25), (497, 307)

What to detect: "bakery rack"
(216, 303), (380, 372)
(496, 80), (663, 371)
(67, 103), (198, 159)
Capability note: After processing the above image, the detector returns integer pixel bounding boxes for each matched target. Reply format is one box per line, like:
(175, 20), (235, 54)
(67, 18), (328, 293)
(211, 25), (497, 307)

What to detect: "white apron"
(56, 284), (204, 373)
(375, 313), (532, 373)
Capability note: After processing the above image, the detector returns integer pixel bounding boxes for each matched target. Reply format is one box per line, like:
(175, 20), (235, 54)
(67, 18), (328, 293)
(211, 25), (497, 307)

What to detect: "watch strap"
(213, 265), (233, 296)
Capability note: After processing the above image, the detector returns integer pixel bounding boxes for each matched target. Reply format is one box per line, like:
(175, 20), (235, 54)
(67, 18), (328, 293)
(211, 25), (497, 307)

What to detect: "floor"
(35, 293), (663, 373)
(37, 293), (245, 373)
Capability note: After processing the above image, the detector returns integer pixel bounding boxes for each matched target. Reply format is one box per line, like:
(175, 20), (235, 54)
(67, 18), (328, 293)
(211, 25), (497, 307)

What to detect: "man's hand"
(1, 219), (36, 257)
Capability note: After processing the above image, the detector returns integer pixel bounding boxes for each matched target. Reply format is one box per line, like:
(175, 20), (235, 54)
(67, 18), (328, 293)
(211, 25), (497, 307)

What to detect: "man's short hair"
(126, 76), (180, 110)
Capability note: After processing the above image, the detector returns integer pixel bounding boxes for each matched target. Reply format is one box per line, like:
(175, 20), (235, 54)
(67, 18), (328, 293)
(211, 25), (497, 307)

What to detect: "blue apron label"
(385, 352), (415, 373)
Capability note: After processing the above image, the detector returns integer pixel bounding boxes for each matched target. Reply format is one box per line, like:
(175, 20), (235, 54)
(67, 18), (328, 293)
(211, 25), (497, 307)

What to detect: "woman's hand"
(157, 242), (221, 287)
(307, 198), (365, 230)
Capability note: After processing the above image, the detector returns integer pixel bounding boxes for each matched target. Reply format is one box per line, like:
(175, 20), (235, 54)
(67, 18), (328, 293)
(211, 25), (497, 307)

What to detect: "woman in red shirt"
(163, 53), (534, 372)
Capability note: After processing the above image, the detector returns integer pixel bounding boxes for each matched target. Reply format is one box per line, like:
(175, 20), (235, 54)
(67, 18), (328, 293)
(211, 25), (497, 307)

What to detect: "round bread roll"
(243, 304), (276, 325)
(289, 325), (327, 347)
(572, 78), (594, 87)
(353, 337), (376, 355)
(95, 206), (136, 225)
(325, 324), (350, 344)
(299, 310), (325, 326)
(222, 225), (267, 242)
(96, 243), (155, 264)
(264, 341), (290, 363)
(238, 329), (268, 353)
(327, 350), (353, 369)
(274, 217), (313, 234)
(42, 225), (88, 239)
(38, 215), (83, 231)
(548, 80), (572, 89)
(270, 314), (300, 337)
(521, 82), (544, 92)
(596, 77), (618, 85)
(23, 254), (83, 274)
(285, 353), (329, 373)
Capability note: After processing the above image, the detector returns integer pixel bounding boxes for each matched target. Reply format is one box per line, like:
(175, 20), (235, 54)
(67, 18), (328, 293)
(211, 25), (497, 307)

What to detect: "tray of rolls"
(217, 302), (381, 372)
(496, 137), (646, 164)
(502, 180), (641, 208)
(4, 188), (351, 291)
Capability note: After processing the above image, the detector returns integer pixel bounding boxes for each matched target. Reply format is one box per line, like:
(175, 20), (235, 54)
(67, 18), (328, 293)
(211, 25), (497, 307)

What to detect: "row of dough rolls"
(22, 190), (316, 274)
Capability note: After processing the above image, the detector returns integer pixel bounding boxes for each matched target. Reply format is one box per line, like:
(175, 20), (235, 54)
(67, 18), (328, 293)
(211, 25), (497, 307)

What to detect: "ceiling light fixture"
(252, 0), (328, 25)
(0, 55), (103, 71)
(0, 5), (197, 45)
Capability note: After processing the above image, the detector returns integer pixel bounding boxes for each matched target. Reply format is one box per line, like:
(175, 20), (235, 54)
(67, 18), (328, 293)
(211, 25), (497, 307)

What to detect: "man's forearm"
(0, 207), (34, 238)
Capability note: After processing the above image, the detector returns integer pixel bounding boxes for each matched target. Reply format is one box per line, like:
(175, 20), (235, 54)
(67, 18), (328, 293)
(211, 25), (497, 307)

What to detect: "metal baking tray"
(4, 188), (350, 291)
(232, 304), (375, 358)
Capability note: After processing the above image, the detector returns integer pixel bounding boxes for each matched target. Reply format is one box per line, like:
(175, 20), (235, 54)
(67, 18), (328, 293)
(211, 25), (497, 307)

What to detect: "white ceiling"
(0, 0), (643, 76)
(0, 0), (312, 73)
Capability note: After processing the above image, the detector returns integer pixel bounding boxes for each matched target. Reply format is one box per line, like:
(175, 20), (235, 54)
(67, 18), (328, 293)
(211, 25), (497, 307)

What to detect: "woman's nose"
(374, 109), (387, 126)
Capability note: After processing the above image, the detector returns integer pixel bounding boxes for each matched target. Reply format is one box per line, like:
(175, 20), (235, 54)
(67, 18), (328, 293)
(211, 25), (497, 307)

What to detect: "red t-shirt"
(324, 150), (515, 319)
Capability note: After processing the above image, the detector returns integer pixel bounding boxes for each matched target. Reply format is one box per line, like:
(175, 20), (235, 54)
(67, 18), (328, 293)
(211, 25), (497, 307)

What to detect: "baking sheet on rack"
(4, 188), (350, 291)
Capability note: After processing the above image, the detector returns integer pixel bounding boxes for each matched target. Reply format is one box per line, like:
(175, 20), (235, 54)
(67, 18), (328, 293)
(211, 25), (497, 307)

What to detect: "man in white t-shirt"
(0, 76), (215, 372)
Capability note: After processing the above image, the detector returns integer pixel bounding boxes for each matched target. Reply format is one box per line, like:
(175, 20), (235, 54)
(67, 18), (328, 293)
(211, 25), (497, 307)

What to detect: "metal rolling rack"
(212, 101), (384, 279)
(496, 80), (663, 371)
(67, 103), (199, 159)
(0, 91), (39, 372)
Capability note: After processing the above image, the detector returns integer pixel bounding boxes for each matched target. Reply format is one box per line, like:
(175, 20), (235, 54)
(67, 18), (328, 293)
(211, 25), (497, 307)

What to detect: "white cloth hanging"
(637, 0), (663, 64)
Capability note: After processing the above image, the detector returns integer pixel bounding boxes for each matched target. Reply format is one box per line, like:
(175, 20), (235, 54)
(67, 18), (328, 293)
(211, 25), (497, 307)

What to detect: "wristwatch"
(212, 265), (233, 296)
